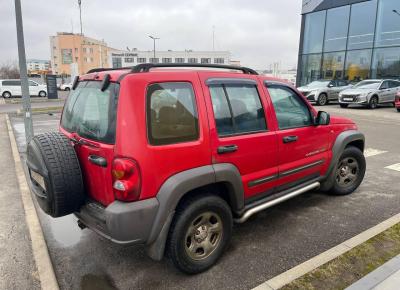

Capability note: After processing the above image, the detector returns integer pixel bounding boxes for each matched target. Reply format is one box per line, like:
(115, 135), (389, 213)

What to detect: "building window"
(90, 57), (94, 63)
(162, 58), (172, 63)
(149, 58), (159, 63)
(75, 57), (79, 62)
(348, 0), (377, 50)
(175, 58), (185, 63)
(201, 58), (211, 64)
(75, 48), (78, 54)
(214, 58), (224, 64)
(147, 82), (199, 145)
(112, 57), (122, 68)
(188, 58), (198, 64)
(321, 51), (345, 79)
(299, 54), (322, 85)
(372, 47), (400, 79)
(375, 0), (400, 47)
(324, 6), (350, 52)
(302, 10), (326, 54)
(345, 49), (372, 82)
(124, 58), (135, 63)
(90, 48), (93, 53)
(61, 49), (73, 64)
(137, 57), (146, 63)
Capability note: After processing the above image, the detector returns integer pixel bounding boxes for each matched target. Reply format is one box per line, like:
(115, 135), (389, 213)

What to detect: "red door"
(200, 73), (279, 200)
(264, 82), (332, 189)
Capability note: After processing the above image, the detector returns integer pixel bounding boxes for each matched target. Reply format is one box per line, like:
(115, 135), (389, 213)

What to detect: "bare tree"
(0, 62), (20, 79)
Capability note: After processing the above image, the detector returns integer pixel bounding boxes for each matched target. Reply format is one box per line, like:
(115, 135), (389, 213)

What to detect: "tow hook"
(77, 220), (87, 230)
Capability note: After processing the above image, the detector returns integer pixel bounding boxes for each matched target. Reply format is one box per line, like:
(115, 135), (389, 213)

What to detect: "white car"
(0, 79), (48, 98)
(339, 79), (400, 109)
(60, 83), (72, 91)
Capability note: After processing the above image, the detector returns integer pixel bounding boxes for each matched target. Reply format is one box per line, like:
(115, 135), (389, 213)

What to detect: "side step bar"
(234, 182), (320, 223)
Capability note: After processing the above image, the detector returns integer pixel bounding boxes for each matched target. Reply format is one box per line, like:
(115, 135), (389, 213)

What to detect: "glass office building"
(297, 0), (400, 86)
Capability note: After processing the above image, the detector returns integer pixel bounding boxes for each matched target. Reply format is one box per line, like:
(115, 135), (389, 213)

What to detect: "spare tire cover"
(26, 132), (85, 217)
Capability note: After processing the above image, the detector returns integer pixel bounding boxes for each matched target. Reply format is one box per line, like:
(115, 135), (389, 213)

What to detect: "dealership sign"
(111, 52), (138, 57)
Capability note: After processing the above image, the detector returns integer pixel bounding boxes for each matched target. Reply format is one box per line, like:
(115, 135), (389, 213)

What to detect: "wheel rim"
(370, 98), (377, 108)
(39, 92), (46, 97)
(184, 211), (223, 261)
(3, 92), (10, 98)
(319, 95), (327, 105)
(336, 157), (359, 188)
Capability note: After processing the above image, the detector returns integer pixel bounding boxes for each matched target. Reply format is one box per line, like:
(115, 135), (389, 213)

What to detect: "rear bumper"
(75, 198), (159, 245)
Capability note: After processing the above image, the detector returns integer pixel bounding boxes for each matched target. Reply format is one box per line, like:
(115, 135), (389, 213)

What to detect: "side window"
(267, 85), (313, 130)
(338, 80), (348, 87)
(29, 81), (38, 86)
(209, 84), (267, 137)
(389, 81), (400, 88)
(328, 80), (337, 87)
(380, 81), (389, 90)
(147, 82), (199, 146)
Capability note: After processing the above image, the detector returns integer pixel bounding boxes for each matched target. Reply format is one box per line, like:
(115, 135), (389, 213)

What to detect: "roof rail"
(86, 67), (132, 74)
(131, 63), (258, 75)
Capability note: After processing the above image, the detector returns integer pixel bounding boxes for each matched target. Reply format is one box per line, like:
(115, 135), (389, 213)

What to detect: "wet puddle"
(48, 214), (84, 247)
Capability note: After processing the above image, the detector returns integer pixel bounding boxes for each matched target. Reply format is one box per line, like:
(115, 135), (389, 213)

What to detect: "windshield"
(306, 81), (330, 88)
(353, 81), (381, 89)
(61, 81), (119, 144)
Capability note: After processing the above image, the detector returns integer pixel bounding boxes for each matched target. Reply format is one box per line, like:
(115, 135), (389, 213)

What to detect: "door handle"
(88, 155), (107, 167)
(283, 136), (298, 143)
(217, 145), (238, 154)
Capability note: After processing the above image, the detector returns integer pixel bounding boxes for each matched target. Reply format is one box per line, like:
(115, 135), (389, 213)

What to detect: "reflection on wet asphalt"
(49, 215), (83, 247)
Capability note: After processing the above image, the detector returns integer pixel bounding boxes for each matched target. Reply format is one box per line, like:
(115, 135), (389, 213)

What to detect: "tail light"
(112, 158), (141, 201)
(395, 92), (400, 102)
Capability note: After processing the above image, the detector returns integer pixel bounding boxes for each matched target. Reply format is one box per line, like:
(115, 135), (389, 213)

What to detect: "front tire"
(369, 96), (378, 109)
(2, 91), (11, 98)
(166, 194), (232, 274)
(316, 93), (328, 106)
(329, 146), (366, 196)
(38, 91), (47, 98)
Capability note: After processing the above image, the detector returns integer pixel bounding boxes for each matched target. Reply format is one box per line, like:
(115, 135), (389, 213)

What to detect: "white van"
(0, 79), (48, 98)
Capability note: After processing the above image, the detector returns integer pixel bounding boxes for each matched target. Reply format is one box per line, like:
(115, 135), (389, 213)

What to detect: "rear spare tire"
(27, 132), (85, 217)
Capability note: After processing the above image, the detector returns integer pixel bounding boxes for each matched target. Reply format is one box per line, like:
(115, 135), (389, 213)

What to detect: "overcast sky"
(1, 0), (302, 70)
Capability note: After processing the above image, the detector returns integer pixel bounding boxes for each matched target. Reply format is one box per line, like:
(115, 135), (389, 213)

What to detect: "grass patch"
(282, 223), (400, 290)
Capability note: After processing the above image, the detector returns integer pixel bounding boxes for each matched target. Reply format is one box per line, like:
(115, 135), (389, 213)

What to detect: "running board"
(234, 182), (320, 223)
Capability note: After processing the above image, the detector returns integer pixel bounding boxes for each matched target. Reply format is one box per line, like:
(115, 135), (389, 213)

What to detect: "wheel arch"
(145, 164), (244, 260)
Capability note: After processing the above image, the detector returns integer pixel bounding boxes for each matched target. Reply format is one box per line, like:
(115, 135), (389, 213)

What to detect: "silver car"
(339, 79), (400, 109)
(297, 80), (352, 106)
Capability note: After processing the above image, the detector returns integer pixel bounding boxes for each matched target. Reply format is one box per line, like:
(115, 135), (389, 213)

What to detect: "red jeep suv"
(27, 64), (366, 274)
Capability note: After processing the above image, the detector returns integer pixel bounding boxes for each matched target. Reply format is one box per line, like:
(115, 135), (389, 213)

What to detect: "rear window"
(2, 80), (21, 86)
(61, 81), (119, 144)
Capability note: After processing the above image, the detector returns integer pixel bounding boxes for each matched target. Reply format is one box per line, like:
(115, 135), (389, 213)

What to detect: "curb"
(253, 213), (400, 290)
(5, 114), (59, 290)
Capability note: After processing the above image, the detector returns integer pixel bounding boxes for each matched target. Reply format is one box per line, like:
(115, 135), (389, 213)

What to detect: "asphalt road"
(9, 104), (400, 290)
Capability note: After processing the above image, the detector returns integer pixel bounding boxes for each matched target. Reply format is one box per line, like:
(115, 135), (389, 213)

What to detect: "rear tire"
(397, 108), (400, 112)
(65, 87), (70, 91)
(38, 91), (47, 98)
(166, 194), (232, 274)
(328, 146), (366, 196)
(2, 91), (11, 98)
(340, 104), (349, 108)
(27, 132), (85, 217)
(368, 96), (378, 109)
(316, 93), (328, 106)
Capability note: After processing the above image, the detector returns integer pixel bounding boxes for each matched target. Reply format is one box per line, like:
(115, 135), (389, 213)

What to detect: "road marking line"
(6, 115), (59, 290)
(385, 163), (400, 172)
(364, 148), (388, 158)
(253, 213), (400, 290)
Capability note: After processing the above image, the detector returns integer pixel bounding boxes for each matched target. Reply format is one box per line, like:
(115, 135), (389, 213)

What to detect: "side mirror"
(315, 111), (330, 126)
(328, 84), (334, 88)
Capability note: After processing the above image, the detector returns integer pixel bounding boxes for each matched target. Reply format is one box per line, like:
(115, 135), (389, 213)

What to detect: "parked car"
(297, 80), (352, 106)
(26, 64), (366, 274)
(0, 79), (47, 98)
(395, 91), (400, 112)
(339, 79), (400, 109)
(60, 83), (72, 91)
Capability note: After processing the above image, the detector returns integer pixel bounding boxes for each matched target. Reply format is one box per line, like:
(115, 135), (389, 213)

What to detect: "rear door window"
(61, 81), (119, 144)
(209, 84), (267, 136)
(2, 80), (21, 86)
(147, 82), (199, 146)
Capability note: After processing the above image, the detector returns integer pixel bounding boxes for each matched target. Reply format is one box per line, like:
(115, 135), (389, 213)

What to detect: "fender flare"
(146, 163), (244, 260)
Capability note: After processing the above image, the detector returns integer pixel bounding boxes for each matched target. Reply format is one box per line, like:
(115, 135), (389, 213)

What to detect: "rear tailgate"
(60, 81), (119, 206)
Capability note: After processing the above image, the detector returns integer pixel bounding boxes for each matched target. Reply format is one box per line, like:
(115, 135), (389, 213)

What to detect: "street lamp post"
(14, 0), (33, 143)
(148, 35), (160, 60)
(78, 0), (83, 35)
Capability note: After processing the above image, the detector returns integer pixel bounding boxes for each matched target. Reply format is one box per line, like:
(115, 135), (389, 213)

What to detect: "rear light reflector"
(112, 158), (141, 201)
(395, 93), (400, 102)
